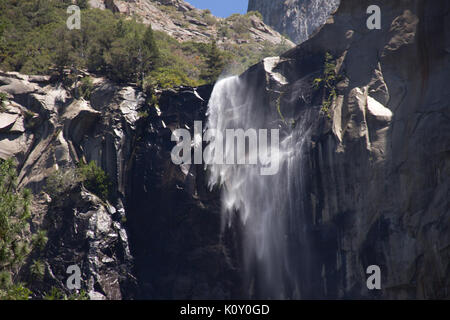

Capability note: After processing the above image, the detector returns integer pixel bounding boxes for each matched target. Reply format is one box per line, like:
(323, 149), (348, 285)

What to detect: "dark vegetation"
(0, 158), (92, 300)
(313, 52), (344, 118)
(0, 159), (35, 299)
(45, 160), (112, 202)
(0, 92), (8, 111)
(0, 159), (50, 299)
(0, 0), (291, 87)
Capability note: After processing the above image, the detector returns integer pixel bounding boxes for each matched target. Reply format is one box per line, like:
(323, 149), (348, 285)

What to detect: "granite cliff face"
(0, 0), (448, 300)
(89, 0), (294, 47)
(248, 0), (340, 43)
(237, 0), (450, 298)
(0, 70), (238, 299)
(0, 71), (141, 299)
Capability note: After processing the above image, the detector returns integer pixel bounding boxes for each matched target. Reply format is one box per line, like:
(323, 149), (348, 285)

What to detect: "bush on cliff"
(313, 52), (344, 118)
(46, 161), (111, 202)
(0, 92), (8, 111)
(0, 159), (39, 300)
(78, 161), (111, 202)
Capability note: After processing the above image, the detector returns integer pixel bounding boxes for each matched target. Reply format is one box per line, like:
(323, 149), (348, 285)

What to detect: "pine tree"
(77, 0), (89, 9)
(142, 26), (161, 72)
(0, 159), (33, 299)
(200, 40), (225, 83)
(139, 25), (160, 86)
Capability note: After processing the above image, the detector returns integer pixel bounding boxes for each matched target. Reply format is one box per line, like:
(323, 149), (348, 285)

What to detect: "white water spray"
(205, 76), (313, 298)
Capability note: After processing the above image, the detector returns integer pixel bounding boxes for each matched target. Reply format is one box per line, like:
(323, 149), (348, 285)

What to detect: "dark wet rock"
(238, 0), (450, 299)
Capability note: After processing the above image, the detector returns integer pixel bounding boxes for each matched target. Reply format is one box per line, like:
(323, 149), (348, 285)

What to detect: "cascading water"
(205, 75), (314, 299)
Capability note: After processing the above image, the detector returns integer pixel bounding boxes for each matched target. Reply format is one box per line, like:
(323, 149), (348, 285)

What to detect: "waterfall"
(205, 76), (313, 299)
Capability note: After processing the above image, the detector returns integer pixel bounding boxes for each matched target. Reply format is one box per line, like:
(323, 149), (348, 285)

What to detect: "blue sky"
(185, 0), (247, 18)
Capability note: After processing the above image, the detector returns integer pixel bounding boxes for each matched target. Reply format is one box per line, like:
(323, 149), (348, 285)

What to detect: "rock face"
(248, 0), (340, 43)
(0, 70), (240, 299)
(0, 71), (143, 299)
(1, 0), (449, 300)
(89, 0), (294, 47)
(126, 86), (241, 298)
(28, 186), (136, 300)
(235, 0), (450, 298)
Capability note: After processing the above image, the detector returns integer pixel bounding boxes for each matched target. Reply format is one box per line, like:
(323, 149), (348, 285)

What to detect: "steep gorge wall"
(0, 71), (237, 299)
(248, 0), (340, 43)
(1, 0), (449, 300)
(239, 0), (450, 298)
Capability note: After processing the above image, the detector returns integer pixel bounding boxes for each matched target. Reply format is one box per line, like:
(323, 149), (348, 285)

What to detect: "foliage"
(137, 110), (149, 119)
(45, 161), (111, 201)
(202, 12), (217, 26)
(45, 167), (79, 198)
(78, 161), (111, 201)
(44, 286), (89, 300)
(145, 67), (199, 90)
(0, 159), (32, 269)
(0, 2), (159, 85)
(200, 40), (225, 83)
(0, 92), (7, 111)
(313, 52), (343, 118)
(230, 14), (252, 36)
(221, 40), (292, 76)
(104, 22), (160, 84)
(77, 76), (94, 99)
(0, 0), (292, 88)
(0, 92), (7, 104)
(276, 94), (287, 124)
(30, 259), (45, 280)
(0, 159), (36, 300)
(0, 284), (32, 300)
(246, 11), (263, 20)
(31, 230), (48, 251)
(43, 287), (65, 300)
(67, 290), (89, 300)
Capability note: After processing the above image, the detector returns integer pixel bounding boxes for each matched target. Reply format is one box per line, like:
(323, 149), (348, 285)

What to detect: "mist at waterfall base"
(205, 76), (315, 299)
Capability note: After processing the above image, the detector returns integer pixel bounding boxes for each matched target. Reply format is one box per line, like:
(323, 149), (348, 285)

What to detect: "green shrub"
(0, 158), (35, 300)
(218, 25), (232, 39)
(246, 10), (263, 20)
(68, 290), (89, 300)
(145, 67), (198, 90)
(30, 259), (45, 280)
(137, 110), (149, 119)
(103, 22), (160, 84)
(45, 167), (79, 198)
(203, 13), (217, 26)
(78, 76), (94, 100)
(78, 161), (111, 201)
(200, 40), (225, 83)
(43, 287), (65, 300)
(44, 287), (89, 300)
(0, 284), (32, 300)
(313, 52), (343, 118)
(230, 15), (251, 35)
(0, 92), (8, 111)
(45, 161), (111, 201)
(31, 230), (48, 251)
